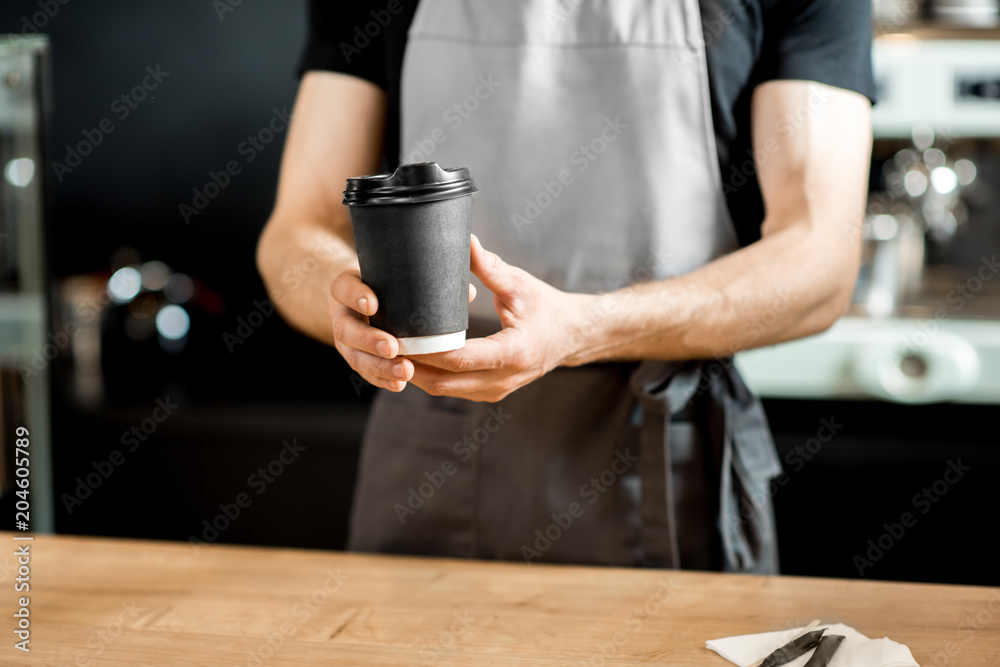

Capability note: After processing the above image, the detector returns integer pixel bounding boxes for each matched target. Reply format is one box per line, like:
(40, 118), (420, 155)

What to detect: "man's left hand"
(407, 235), (593, 402)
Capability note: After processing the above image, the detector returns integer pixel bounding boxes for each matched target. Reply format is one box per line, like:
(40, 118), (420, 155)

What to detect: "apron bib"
(348, 0), (782, 573)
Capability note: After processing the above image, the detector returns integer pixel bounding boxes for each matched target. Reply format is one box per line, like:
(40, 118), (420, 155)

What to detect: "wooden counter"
(1, 532), (997, 665)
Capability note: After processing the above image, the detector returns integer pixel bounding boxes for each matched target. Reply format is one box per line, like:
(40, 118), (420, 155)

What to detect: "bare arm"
(256, 71), (386, 345)
(564, 80), (873, 364)
(258, 72), (428, 392)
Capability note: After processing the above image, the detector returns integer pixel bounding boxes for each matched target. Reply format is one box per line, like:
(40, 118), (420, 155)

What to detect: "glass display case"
(0, 34), (53, 532)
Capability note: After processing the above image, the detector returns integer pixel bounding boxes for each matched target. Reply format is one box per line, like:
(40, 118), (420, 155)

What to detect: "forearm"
(563, 219), (860, 366)
(255, 71), (387, 347)
(561, 81), (871, 366)
(256, 216), (358, 346)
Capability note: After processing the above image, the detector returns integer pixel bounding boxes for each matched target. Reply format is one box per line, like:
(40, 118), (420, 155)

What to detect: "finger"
(356, 374), (408, 393)
(337, 340), (415, 384)
(469, 282), (477, 303)
(362, 376), (407, 393)
(406, 334), (511, 372)
(408, 362), (509, 402)
(331, 270), (378, 316)
(470, 234), (521, 300)
(331, 306), (400, 358)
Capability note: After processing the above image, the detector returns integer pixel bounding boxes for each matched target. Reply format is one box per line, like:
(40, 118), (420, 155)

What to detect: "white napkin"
(705, 622), (919, 667)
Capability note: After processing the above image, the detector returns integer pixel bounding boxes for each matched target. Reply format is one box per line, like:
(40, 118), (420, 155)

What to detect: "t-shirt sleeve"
(763, 0), (877, 103)
(297, 0), (388, 89)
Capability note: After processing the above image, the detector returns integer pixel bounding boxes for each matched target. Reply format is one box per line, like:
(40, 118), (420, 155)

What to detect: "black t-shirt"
(299, 0), (876, 246)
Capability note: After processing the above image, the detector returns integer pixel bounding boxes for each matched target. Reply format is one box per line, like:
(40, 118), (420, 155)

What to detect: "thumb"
(470, 234), (521, 298)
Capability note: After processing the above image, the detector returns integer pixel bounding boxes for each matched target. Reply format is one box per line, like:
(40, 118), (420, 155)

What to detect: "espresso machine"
(733, 23), (1000, 586)
(738, 30), (1000, 406)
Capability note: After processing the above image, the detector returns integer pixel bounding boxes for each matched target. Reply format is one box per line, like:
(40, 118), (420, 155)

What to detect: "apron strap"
(720, 362), (783, 574)
(631, 359), (782, 574)
(630, 361), (703, 568)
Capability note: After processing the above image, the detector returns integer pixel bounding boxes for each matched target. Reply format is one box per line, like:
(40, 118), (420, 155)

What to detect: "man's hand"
(329, 261), (480, 393)
(407, 235), (591, 403)
(330, 270), (412, 392)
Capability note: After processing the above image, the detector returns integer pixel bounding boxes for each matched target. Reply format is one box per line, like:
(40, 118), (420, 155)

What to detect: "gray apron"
(348, 0), (783, 573)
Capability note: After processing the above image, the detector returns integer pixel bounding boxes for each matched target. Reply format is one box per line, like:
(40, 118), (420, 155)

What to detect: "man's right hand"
(330, 270), (414, 392)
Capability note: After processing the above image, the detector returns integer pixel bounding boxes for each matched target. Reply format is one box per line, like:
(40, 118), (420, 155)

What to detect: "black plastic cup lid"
(343, 162), (477, 206)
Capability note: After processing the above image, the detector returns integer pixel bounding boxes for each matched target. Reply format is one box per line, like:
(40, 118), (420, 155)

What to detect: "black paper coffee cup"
(343, 163), (477, 355)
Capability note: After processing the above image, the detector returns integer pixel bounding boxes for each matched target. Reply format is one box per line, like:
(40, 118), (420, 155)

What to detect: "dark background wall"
(1, 0), (373, 551)
(1, 1), (997, 587)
